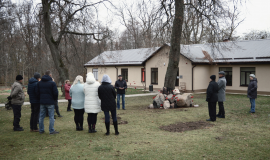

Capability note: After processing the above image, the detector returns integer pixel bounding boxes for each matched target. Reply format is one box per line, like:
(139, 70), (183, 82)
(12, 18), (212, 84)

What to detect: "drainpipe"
(192, 65), (197, 92)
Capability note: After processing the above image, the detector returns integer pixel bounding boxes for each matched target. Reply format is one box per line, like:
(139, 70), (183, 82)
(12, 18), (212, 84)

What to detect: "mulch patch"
(160, 121), (214, 132)
(101, 116), (128, 125)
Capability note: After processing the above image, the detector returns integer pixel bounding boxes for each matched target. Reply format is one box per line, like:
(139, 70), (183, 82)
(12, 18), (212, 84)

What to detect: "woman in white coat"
(69, 75), (85, 131)
(84, 72), (101, 133)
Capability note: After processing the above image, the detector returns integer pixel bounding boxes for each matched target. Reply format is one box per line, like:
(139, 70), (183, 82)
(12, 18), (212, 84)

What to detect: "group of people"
(206, 71), (258, 122)
(10, 70), (128, 135)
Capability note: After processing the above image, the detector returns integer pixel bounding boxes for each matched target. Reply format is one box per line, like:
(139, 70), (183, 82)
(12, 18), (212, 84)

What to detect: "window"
(141, 68), (145, 82)
(121, 69), (128, 82)
(219, 67), (232, 86)
(93, 69), (98, 81)
(151, 68), (158, 84)
(240, 67), (255, 86)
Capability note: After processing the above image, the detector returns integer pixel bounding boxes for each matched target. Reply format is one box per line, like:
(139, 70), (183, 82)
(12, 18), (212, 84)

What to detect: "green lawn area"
(0, 94), (270, 159)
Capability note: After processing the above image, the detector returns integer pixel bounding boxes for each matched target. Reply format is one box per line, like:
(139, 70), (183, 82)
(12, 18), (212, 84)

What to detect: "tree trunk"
(164, 0), (184, 89)
(42, 0), (69, 85)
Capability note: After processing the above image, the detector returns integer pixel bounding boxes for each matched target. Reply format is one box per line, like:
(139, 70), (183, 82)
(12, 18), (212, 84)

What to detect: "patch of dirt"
(160, 121), (214, 132)
(101, 116), (128, 125)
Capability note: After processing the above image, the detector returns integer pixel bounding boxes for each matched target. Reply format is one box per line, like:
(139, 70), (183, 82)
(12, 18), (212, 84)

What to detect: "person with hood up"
(27, 72), (41, 132)
(69, 75), (85, 131)
(84, 72), (101, 133)
(10, 75), (25, 131)
(216, 71), (227, 118)
(65, 80), (72, 111)
(36, 70), (59, 135)
(206, 75), (219, 122)
(98, 75), (119, 136)
(247, 74), (258, 113)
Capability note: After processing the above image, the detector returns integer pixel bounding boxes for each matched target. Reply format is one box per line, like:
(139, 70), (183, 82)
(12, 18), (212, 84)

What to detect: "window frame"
(141, 68), (145, 82)
(219, 67), (232, 86)
(121, 68), (128, 82)
(92, 68), (98, 81)
(151, 68), (158, 85)
(240, 67), (255, 86)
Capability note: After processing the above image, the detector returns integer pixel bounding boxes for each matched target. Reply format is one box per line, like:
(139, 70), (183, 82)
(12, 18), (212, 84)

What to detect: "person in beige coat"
(10, 75), (25, 131)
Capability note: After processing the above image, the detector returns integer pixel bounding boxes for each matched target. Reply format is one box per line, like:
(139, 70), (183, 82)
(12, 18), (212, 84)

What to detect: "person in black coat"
(115, 75), (127, 110)
(206, 75), (219, 122)
(247, 74), (257, 113)
(98, 74), (119, 136)
(27, 72), (41, 132)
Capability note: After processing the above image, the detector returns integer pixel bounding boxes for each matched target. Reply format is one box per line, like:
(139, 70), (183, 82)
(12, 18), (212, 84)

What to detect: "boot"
(105, 122), (110, 136)
(88, 124), (92, 133)
(76, 124), (80, 131)
(113, 121), (119, 135)
(218, 115), (225, 118)
(79, 122), (84, 131)
(91, 124), (97, 133)
(216, 113), (221, 117)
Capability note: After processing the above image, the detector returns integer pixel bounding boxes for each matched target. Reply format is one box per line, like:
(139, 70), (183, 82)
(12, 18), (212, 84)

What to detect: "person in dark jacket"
(10, 75), (25, 131)
(36, 70), (59, 135)
(27, 72), (41, 132)
(206, 75), (219, 122)
(115, 75), (127, 110)
(98, 75), (119, 136)
(247, 74), (257, 113)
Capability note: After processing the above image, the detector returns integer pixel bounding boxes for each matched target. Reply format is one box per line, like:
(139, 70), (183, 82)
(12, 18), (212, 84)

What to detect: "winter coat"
(84, 72), (101, 113)
(69, 81), (85, 109)
(10, 81), (25, 105)
(247, 78), (258, 99)
(98, 82), (117, 112)
(206, 81), (219, 102)
(217, 76), (227, 102)
(65, 84), (72, 100)
(115, 79), (127, 94)
(36, 75), (58, 105)
(27, 77), (39, 104)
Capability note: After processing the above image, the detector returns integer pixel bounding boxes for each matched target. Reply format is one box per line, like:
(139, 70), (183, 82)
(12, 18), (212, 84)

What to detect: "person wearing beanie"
(247, 74), (257, 113)
(216, 71), (227, 118)
(27, 72), (41, 132)
(206, 75), (219, 122)
(10, 75), (25, 131)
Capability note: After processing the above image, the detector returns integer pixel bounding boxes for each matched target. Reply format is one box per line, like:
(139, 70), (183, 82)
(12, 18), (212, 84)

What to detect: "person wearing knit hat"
(247, 74), (257, 113)
(206, 75), (219, 122)
(28, 72), (41, 132)
(10, 75), (25, 131)
(217, 71), (227, 118)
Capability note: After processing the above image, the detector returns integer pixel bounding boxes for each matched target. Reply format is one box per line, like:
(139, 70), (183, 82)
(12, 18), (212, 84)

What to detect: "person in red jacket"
(65, 80), (72, 111)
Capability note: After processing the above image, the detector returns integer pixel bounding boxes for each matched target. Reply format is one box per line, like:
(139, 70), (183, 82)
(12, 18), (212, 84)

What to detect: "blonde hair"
(73, 75), (84, 85)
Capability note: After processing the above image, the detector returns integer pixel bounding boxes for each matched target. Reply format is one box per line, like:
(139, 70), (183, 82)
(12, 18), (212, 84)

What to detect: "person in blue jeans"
(115, 75), (127, 110)
(247, 74), (258, 113)
(36, 70), (59, 135)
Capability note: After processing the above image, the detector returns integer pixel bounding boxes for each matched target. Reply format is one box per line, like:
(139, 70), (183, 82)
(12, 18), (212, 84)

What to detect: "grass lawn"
(0, 94), (270, 160)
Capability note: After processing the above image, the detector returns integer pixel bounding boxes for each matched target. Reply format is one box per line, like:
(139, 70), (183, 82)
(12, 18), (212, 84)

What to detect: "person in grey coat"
(217, 71), (227, 118)
(10, 75), (25, 131)
(247, 74), (257, 113)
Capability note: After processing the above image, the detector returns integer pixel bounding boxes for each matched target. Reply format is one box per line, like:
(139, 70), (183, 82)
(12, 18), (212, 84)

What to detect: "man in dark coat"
(206, 75), (219, 122)
(247, 74), (257, 113)
(98, 75), (119, 136)
(217, 71), (227, 118)
(27, 72), (41, 132)
(115, 75), (127, 110)
(10, 75), (25, 131)
(36, 70), (59, 135)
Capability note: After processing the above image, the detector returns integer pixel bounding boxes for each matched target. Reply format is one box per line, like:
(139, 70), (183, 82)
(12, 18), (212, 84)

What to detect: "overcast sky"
(13, 0), (270, 37)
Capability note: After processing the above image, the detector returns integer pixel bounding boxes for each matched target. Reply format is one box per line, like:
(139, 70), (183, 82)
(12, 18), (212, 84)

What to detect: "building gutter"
(192, 65), (197, 92)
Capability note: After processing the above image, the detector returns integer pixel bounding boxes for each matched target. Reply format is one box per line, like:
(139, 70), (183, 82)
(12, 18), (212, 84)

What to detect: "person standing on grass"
(70, 75), (85, 131)
(217, 71), (227, 118)
(98, 75), (119, 136)
(10, 75), (25, 131)
(84, 72), (101, 133)
(206, 75), (219, 122)
(247, 74), (258, 113)
(115, 75), (127, 110)
(36, 70), (59, 135)
(65, 80), (72, 111)
(27, 72), (41, 132)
